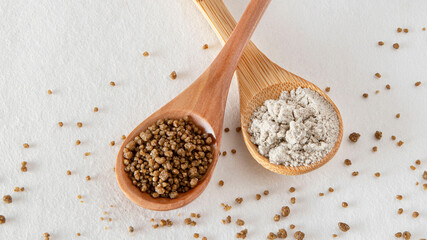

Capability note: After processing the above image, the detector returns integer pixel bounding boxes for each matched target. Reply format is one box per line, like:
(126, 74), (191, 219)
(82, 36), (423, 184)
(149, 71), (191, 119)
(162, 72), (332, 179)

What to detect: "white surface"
(0, 0), (426, 239)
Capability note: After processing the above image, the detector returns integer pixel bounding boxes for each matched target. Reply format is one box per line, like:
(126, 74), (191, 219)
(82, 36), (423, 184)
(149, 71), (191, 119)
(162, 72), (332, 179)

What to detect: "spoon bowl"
(195, 0), (343, 175)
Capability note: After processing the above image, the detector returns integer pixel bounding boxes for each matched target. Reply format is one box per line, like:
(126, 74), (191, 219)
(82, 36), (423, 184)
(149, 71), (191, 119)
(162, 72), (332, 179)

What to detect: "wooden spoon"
(194, 0), (343, 175)
(116, 0), (271, 211)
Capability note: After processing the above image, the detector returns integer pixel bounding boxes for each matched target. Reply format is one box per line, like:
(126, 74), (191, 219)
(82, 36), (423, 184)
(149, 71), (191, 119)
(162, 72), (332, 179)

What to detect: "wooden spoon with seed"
(116, 0), (271, 211)
(194, 0), (343, 175)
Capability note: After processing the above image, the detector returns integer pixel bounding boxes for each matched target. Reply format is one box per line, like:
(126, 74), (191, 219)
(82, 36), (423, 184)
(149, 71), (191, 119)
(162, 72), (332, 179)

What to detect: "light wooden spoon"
(194, 0), (343, 175)
(116, 0), (271, 211)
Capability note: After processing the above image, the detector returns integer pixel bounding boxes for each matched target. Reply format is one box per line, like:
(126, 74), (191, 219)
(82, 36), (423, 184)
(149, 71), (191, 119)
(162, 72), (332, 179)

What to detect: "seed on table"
(395, 232), (402, 238)
(338, 222), (350, 232)
(152, 224), (159, 229)
(84, 152), (90, 156)
(196, 214), (200, 218)
(386, 84), (391, 90)
(325, 87), (330, 92)
(415, 81), (421, 87)
(289, 187), (295, 192)
(415, 160), (421, 165)
(412, 212), (419, 218)
(332, 234), (338, 238)
(221, 203), (231, 211)
(86, 176), (91, 181)
(391, 136), (396, 140)
(372, 146), (378, 152)
(273, 214), (280, 222)
(3, 195), (12, 204)
(362, 93), (368, 98)
(294, 231), (305, 240)
(77, 233), (81, 236)
(423, 27), (426, 31)
(121, 135), (126, 140)
(267, 232), (277, 239)
(110, 81), (115, 86)
(397, 141), (404, 146)
(67, 170), (71, 175)
(236, 219), (245, 226)
(77, 195), (82, 199)
(378, 41), (384, 46)
(77, 122), (83, 128)
(374, 172), (380, 177)
(329, 187), (334, 192)
(0, 215), (5, 224)
(222, 151), (227, 156)
(194, 233), (199, 238)
(76, 140), (81, 145)
(398, 208), (403, 214)
(236, 127), (241, 132)
(375, 90), (380, 94)
(236, 229), (248, 239)
(235, 197), (243, 204)
(375, 73), (381, 78)
(396, 195), (403, 200)
(410, 165), (416, 170)
(231, 149), (236, 154)
(397, 28), (402, 32)
(23, 143), (29, 148)
(319, 192), (324, 196)
(344, 159), (352, 166)
(423, 171), (427, 180)
(277, 229), (287, 238)
(403, 28), (408, 33)
(349, 133), (360, 142)
(202, 44), (208, 50)
(202, 237), (207, 240)
(424, 183), (427, 190)
(47, 89), (52, 94)
(142, 51), (149, 57)
(58, 122), (63, 127)
(169, 71), (177, 80)
(393, 43), (400, 49)
(290, 197), (296, 204)
(224, 128), (229, 132)
(342, 202), (348, 208)
(281, 206), (290, 217)
(375, 131), (382, 140)
(263, 190), (269, 195)
(403, 231), (411, 240)
(396, 113), (400, 118)
(110, 141), (115, 146)
(218, 180), (224, 186)
(352, 171), (359, 176)
(93, 107), (98, 112)
(256, 194), (261, 200)
(190, 213), (196, 218)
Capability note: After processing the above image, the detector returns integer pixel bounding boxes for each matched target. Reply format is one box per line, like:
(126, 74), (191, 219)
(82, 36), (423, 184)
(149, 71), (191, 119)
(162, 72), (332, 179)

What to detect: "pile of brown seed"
(123, 116), (214, 199)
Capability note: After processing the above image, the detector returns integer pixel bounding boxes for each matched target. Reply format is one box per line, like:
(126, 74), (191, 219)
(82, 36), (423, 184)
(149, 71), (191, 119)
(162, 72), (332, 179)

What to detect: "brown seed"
(236, 219), (245, 226)
(128, 226), (134, 233)
(142, 51), (149, 57)
(0, 215), (5, 224)
(352, 171), (359, 176)
(236, 127), (241, 132)
(93, 107), (98, 112)
(169, 71), (177, 80)
(375, 131), (382, 140)
(231, 149), (236, 154)
(410, 165), (416, 170)
(263, 190), (269, 195)
(43, 233), (50, 237)
(290, 224), (295, 229)
(110, 81), (115, 86)
(84, 152), (90, 156)
(110, 141), (115, 146)
(397, 28), (402, 32)
(386, 84), (391, 90)
(375, 73), (381, 78)
(332, 234), (338, 238)
(393, 43), (400, 49)
(194, 233), (199, 238)
(423, 27), (426, 31)
(403, 231), (411, 240)
(412, 211), (419, 218)
(395, 232), (402, 238)
(224, 128), (229, 132)
(328, 187), (334, 192)
(362, 93), (368, 98)
(121, 135), (126, 140)
(218, 180), (224, 186)
(221, 203), (232, 211)
(375, 90), (380, 94)
(374, 172), (380, 177)
(415, 81), (421, 87)
(372, 146), (378, 152)
(294, 231), (305, 240)
(235, 197), (243, 204)
(47, 89), (52, 94)
(86, 176), (91, 181)
(67, 170), (71, 175)
(202, 44), (208, 50)
(424, 183), (427, 190)
(77, 195), (82, 199)
(342, 202), (348, 208)
(396, 113), (400, 118)
(415, 160), (421, 165)
(77, 233), (81, 236)
(423, 171), (427, 180)
(281, 206), (290, 217)
(319, 192), (324, 196)
(277, 228), (287, 238)
(58, 122), (63, 127)
(325, 87), (330, 92)
(3, 195), (12, 204)
(222, 151), (227, 156)
(378, 41), (384, 46)
(396, 195), (403, 200)
(398, 208), (403, 214)
(338, 222), (350, 232)
(397, 140), (404, 146)
(273, 214), (280, 222)
(391, 135), (396, 140)
(349, 132), (360, 142)
(202, 237), (207, 240)
(77, 122), (82, 128)
(290, 197), (296, 204)
(403, 28), (409, 33)
(23, 143), (29, 148)
(76, 140), (81, 145)
(267, 232), (277, 240)
(289, 187), (295, 192)
(256, 194), (261, 200)
(344, 159), (352, 166)
(190, 213), (196, 218)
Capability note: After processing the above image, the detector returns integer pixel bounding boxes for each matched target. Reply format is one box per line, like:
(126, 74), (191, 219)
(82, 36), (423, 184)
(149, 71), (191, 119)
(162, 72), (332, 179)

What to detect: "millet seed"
(263, 190), (269, 195)
(403, 231), (411, 240)
(398, 208), (403, 214)
(375, 131), (382, 140)
(396, 113), (400, 118)
(235, 197), (243, 204)
(397, 28), (402, 33)
(374, 172), (381, 177)
(218, 180), (224, 186)
(77, 122), (82, 128)
(281, 206), (290, 217)
(372, 146), (378, 152)
(294, 231), (305, 240)
(375, 73), (381, 78)
(58, 122), (63, 127)
(236, 127), (241, 132)
(67, 170), (71, 175)
(325, 87), (330, 92)
(231, 149), (236, 154)
(110, 141), (115, 146)
(342, 202), (348, 208)
(415, 81), (421, 87)
(395, 232), (402, 238)
(378, 41), (384, 46)
(349, 133), (360, 142)
(76, 140), (81, 145)
(142, 51), (149, 57)
(277, 229), (287, 238)
(393, 43), (400, 49)
(338, 222), (350, 232)
(23, 143), (29, 148)
(110, 81), (115, 86)
(169, 71), (177, 80)
(396, 195), (403, 200)
(397, 140), (404, 146)
(362, 93), (368, 98)
(202, 44), (208, 50)
(93, 107), (98, 112)
(352, 171), (359, 176)
(289, 187), (295, 192)
(273, 214), (280, 222)
(344, 159), (352, 166)
(3, 195), (12, 204)
(386, 84), (391, 90)
(267, 232), (277, 239)
(291, 197), (296, 204)
(0, 215), (5, 224)
(412, 211), (419, 218)
(290, 224), (295, 229)
(236, 219), (245, 226)
(256, 194), (261, 200)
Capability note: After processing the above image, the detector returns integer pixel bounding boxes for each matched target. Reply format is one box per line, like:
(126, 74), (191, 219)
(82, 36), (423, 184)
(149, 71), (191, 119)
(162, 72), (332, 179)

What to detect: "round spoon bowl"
(116, 111), (219, 211)
(240, 82), (344, 175)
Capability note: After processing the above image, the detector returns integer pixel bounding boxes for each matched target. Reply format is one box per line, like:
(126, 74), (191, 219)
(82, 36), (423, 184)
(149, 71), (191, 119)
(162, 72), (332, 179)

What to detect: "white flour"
(248, 88), (339, 167)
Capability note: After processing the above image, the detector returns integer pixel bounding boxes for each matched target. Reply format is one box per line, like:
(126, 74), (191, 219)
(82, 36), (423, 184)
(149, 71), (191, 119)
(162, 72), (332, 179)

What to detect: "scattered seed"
(86, 176), (91, 181)
(23, 143), (29, 148)
(84, 152), (90, 156)
(202, 44), (208, 50)
(374, 172), (381, 177)
(396, 113), (400, 118)
(290, 197), (296, 204)
(403, 28), (409, 33)
(398, 208), (403, 214)
(294, 231), (305, 240)
(423, 27), (426, 31)
(397, 140), (404, 146)
(67, 170), (71, 175)
(329, 187), (334, 192)
(93, 107), (98, 112)
(395, 232), (402, 238)
(332, 234), (338, 238)
(224, 128), (229, 132)
(403, 231), (411, 240)
(110, 141), (115, 146)
(423, 183), (427, 190)
(415, 160), (421, 165)
(342, 202), (348, 208)
(77, 195), (82, 199)
(77, 233), (81, 236)
(277, 229), (287, 238)
(0, 215), (5, 224)
(221, 203), (232, 211)
(338, 222), (350, 232)
(256, 194), (261, 200)
(281, 206), (290, 217)
(77, 122), (82, 128)
(263, 190), (269, 195)
(393, 43), (400, 49)
(349, 133), (360, 142)
(372, 146), (378, 152)
(375, 73), (381, 78)
(76, 140), (81, 145)
(415, 81), (421, 87)
(218, 180), (224, 186)
(386, 84), (391, 90)
(412, 211), (419, 218)
(3, 195), (12, 204)
(121, 135), (126, 140)
(396, 195), (403, 200)
(236, 219), (245, 226)
(47, 89), (52, 95)
(236, 229), (248, 239)
(352, 171), (359, 176)
(142, 51), (149, 57)
(273, 214), (280, 222)
(391, 136), (396, 140)
(236, 127), (241, 132)
(319, 192), (324, 197)
(289, 187), (295, 192)
(152, 224), (159, 229)
(378, 41), (384, 46)
(362, 93), (368, 98)
(423, 171), (427, 180)
(194, 233), (199, 238)
(110, 81), (115, 86)
(290, 224), (295, 229)
(325, 87), (330, 92)
(267, 232), (277, 240)
(222, 151), (227, 156)
(375, 131), (382, 140)
(202, 237), (207, 240)
(231, 149), (236, 154)
(169, 71), (177, 80)
(375, 90), (380, 94)
(410, 165), (416, 170)
(235, 197), (243, 204)
(222, 216), (231, 224)
(58, 122), (63, 127)
(344, 159), (352, 166)
(397, 28), (402, 33)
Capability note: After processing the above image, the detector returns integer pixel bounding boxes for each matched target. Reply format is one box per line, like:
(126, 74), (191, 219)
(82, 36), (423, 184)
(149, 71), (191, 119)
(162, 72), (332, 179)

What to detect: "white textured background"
(0, 0), (426, 239)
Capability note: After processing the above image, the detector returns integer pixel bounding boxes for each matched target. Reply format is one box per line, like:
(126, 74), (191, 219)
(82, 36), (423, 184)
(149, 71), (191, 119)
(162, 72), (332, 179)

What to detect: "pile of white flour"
(248, 88), (339, 167)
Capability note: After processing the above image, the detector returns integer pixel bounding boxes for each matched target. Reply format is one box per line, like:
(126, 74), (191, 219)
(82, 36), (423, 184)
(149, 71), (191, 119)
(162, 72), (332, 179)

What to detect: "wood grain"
(116, 0), (271, 211)
(194, 0), (344, 175)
